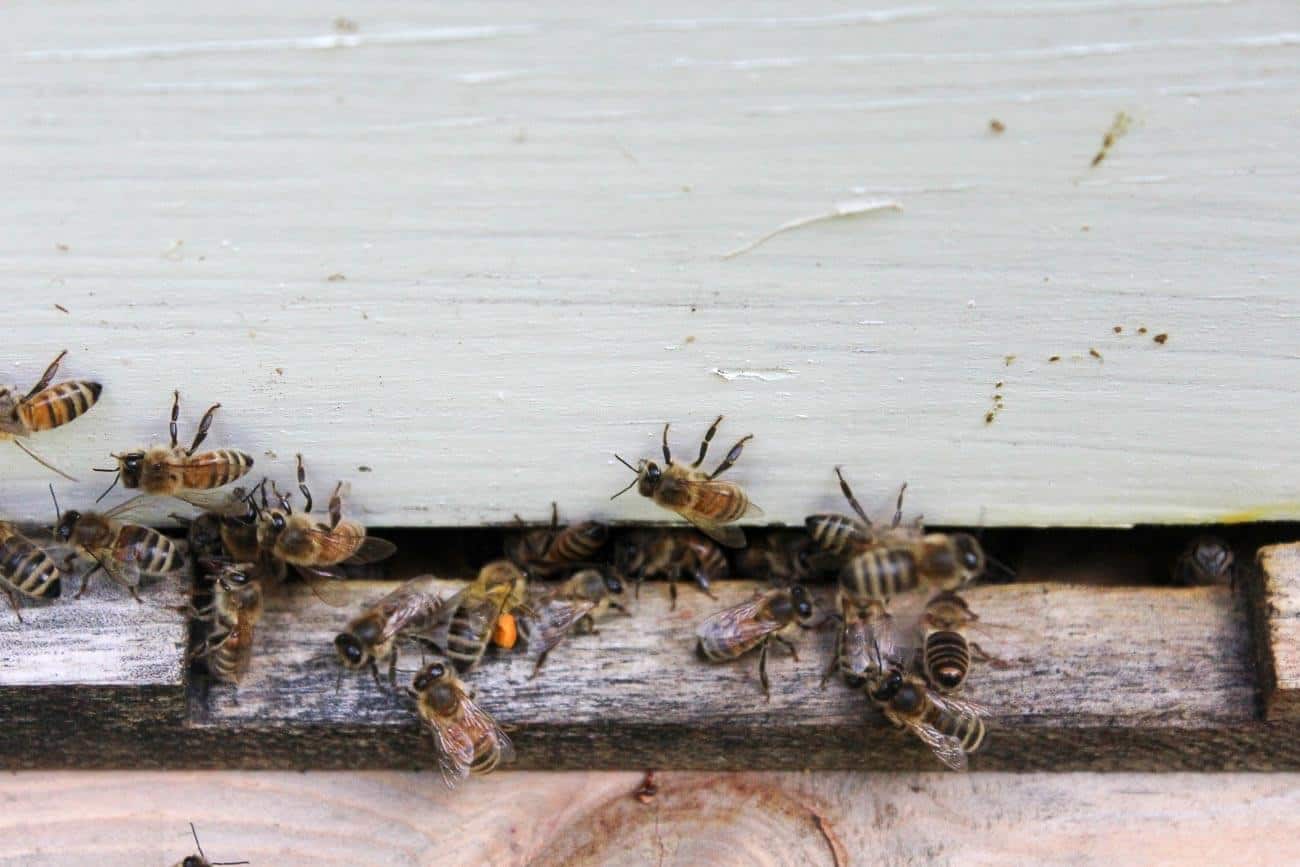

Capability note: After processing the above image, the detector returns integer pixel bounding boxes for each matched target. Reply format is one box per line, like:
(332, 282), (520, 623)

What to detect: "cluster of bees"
(0, 353), (1239, 783)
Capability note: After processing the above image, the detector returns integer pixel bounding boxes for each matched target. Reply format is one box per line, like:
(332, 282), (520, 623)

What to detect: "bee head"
(611, 455), (658, 500)
(790, 584), (815, 623)
(869, 668), (905, 704)
(576, 521), (610, 546)
(117, 451), (146, 488)
(1192, 537), (1234, 580)
(412, 660), (449, 692)
(54, 510), (80, 543)
(603, 571), (625, 596)
(892, 679), (924, 713)
(333, 632), (370, 669)
(950, 534), (986, 584)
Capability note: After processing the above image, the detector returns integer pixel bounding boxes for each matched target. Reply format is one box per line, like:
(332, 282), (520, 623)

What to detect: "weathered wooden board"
(1254, 542), (1300, 721)
(3, 769), (1300, 866)
(2, 0), (1299, 527)
(1, 568), (1275, 771)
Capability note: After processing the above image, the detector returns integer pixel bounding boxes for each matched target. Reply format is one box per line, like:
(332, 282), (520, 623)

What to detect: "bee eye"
(426, 663), (445, 680)
(797, 601), (813, 618)
(272, 513), (286, 531)
(605, 575), (624, 594)
(963, 551), (979, 568)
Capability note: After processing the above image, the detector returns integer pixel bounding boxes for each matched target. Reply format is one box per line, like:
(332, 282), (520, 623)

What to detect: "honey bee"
(51, 490), (183, 601)
(866, 666), (987, 772)
(0, 350), (102, 481)
(93, 391), (253, 512)
(732, 530), (821, 584)
(251, 455), (395, 581)
(0, 521), (63, 621)
(611, 415), (759, 548)
(505, 502), (609, 579)
(918, 592), (984, 693)
(612, 528), (728, 608)
(1172, 536), (1236, 588)
(432, 559), (529, 673)
(334, 574), (445, 687)
(179, 510), (227, 567)
(190, 562), (264, 685)
(806, 468), (918, 556)
(695, 584), (816, 699)
(409, 657), (515, 788)
(173, 823), (249, 867)
(821, 596), (898, 689)
(522, 568), (629, 676)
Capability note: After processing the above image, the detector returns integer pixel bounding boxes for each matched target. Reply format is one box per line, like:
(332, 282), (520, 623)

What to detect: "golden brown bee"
(173, 823), (249, 867)
(252, 455), (395, 581)
(613, 528), (728, 608)
(695, 584), (816, 699)
(0, 521), (63, 621)
(190, 562), (264, 685)
(51, 491), (183, 601)
(505, 502), (609, 579)
(866, 666), (987, 771)
(334, 574), (445, 687)
(805, 468), (915, 557)
(409, 657), (515, 788)
(432, 559), (529, 673)
(522, 568), (629, 676)
(0, 350), (101, 481)
(839, 532), (985, 601)
(1172, 536), (1236, 588)
(612, 415), (759, 547)
(821, 595), (898, 689)
(94, 391), (253, 512)
(919, 592), (983, 693)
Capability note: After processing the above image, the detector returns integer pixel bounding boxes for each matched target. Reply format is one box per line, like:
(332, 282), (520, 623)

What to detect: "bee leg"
(773, 634), (799, 662)
(970, 641), (1005, 666)
(294, 454), (314, 514)
(691, 415), (723, 468)
(611, 602), (634, 617)
(892, 483), (909, 528)
(369, 661), (385, 690)
(758, 637), (772, 701)
(692, 569), (719, 600)
(819, 626), (844, 688)
(328, 483), (347, 531)
(2, 587), (24, 624)
(707, 434), (753, 480)
(667, 577), (678, 611)
(834, 466), (872, 527)
(530, 650), (550, 680)
(168, 390), (181, 449)
(126, 584), (144, 604)
(21, 349), (66, 401)
(189, 402), (221, 455)
(75, 562), (104, 599)
(387, 654), (399, 690)
(661, 422), (673, 465)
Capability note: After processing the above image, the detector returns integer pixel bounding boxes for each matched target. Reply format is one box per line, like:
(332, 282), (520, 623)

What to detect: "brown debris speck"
(1113, 325), (1123, 334)
(1048, 355), (1061, 363)
(327, 273), (346, 282)
(633, 770), (658, 805)
(1091, 111), (1132, 168)
(985, 411), (996, 425)
(684, 335), (696, 345)
(333, 17), (359, 33)
(1153, 333), (1168, 344)
(995, 380), (1004, 389)
(275, 367), (284, 375)
(989, 119), (1005, 134)
(358, 465), (373, 473)
(1004, 354), (1017, 366)
(1137, 327), (1148, 335)
(1089, 348), (1103, 360)
(54, 304), (69, 314)
(56, 244), (69, 252)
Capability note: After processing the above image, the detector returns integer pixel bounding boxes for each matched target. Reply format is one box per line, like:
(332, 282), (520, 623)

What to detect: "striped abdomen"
(690, 482), (749, 523)
(547, 521), (609, 564)
(445, 602), (494, 672)
(18, 381), (102, 433)
(115, 524), (182, 576)
(208, 621), (256, 683)
(696, 629), (767, 662)
(924, 630), (971, 693)
(471, 735), (507, 777)
(180, 449), (254, 490)
(806, 514), (872, 555)
(840, 548), (918, 601)
(838, 619), (872, 685)
(931, 704), (986, 754)
(0, 532), (62, 599)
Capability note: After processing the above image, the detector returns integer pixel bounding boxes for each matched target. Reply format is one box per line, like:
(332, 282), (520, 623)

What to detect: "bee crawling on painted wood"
(612, 415), (760, 548)
(0, 349), (101, 481)
(93, 390), (254, 515)
(695, 584), (816, 700)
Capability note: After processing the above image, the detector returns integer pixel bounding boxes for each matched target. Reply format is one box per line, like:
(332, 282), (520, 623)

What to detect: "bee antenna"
(49, 484), (61, 525)
(613, 453), (637, 472)
(94, 472), (121, 504)
(986, 553), (1017, 580)
(609, 477), (639, 501)
(91, 466), (118, 472)
(190, 823), (204, 860)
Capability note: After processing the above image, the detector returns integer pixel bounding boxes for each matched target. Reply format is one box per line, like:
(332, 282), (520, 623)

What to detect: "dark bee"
(505, 502), (609, 579)
(695, 585), (816, 699)
(334, 574), (445, 687)
(866, 666), (986, 772)
(1172, 536), (1236, 588)
(521, 568), (629, 676)
(410, 658), (515, 788)
(613, 528), (728, 608)
(0, 521), (62, 621)
(173, 822), (248, 867)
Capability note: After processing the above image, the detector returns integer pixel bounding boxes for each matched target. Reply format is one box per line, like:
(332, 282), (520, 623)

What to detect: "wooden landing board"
(0, 571), (1274, 771)
(1255, 543), (1300, 721)
(2, 0), (1299, 528)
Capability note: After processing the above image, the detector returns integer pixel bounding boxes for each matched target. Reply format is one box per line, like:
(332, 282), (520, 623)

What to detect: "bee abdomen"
(696, 631), (761, 662)
(548, 521), (608, 563)
(182, 449), (255, 490)
(924, 631), (971, 692)
(695, 485), (749, 523)
(471, 742), (504, 776)
(119, 525), (182, 576)
(935, 709), (986, 754)
(208, 640), (247, 684)
(0, 535), (62, 599)
(445, 617), (489, 671)
(840, 548), (917, 601)
(18, 381), (101, 432)
(805, 514), (871, 555)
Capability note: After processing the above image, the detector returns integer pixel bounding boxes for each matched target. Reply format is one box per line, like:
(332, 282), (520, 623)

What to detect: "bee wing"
(927, 691), (991, 722)
(101, 495), (156, 522)
(459, 696), (515, 765)
(696, 595), (780, 647)
(171, 488), (249, 517)
(680, 515), (747, 549)
(290, 564), (353, 607)
(344, 536), (398, 565)
(524, 598), (598, 655)
(908, 721), (970, 772)
(424, 712), (477, 789)
(867, 611), (900, 670)
(377, 581), (445, 644)
(96, 551), (144, 590)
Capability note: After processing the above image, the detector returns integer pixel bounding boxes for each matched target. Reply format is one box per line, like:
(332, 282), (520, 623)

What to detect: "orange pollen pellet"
(492, 612), (518, 649)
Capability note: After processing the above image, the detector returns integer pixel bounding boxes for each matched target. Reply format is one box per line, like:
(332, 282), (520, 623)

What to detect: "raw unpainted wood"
(3, 770), (1300, 866)
(1254, 543), (1300, 721)
(2, 1), (1299, 528)
(1, 569), (1270, 770)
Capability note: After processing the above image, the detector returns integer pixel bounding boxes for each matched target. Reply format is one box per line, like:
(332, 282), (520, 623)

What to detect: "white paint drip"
(711, 367), (799, 382)
(722, 200), (902, 259)
(22, 25), (535, 62)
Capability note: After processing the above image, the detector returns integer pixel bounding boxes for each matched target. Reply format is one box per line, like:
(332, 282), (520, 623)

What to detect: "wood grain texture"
(3, 770), (1300, 866)
(1255, 542), (1300, 721)
(2, 0), (1299, 527)
(3, 570), (1277, 771)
